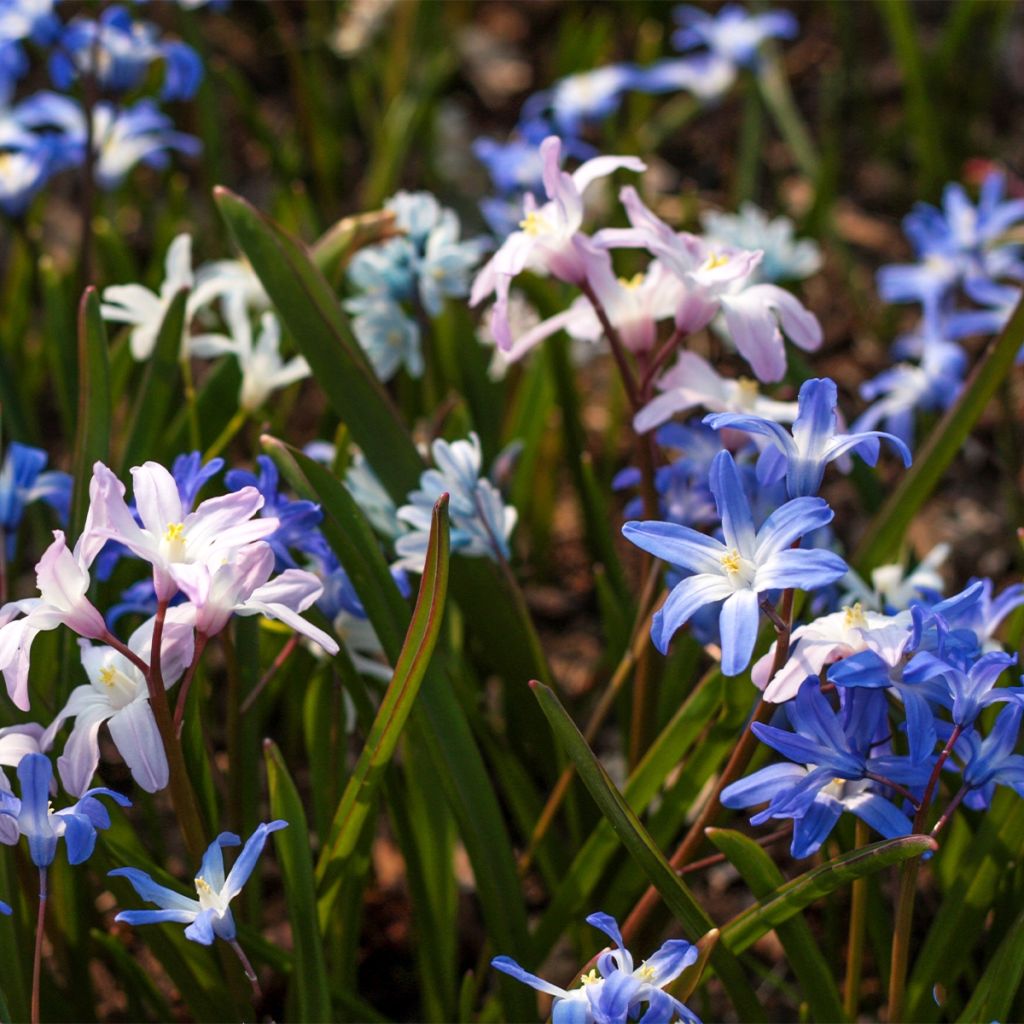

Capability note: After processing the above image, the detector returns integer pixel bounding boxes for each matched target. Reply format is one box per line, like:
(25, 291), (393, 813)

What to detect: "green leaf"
(854, 293), (1024, 570)
(118, 288), (188, 473)
(70, 288), (111, 541)
(264, 739), (333, 1023)
(956, 900), (1024, 1023)
(530, 681), (765, 1021)
(213, 187), (422, 501)
(316, 493), (450, 911)
(720, 834), (936, 955)
(706, 829), (845, 1023)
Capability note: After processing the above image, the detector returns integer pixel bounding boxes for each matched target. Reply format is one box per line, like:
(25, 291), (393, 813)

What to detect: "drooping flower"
(470, 135), (645, 351)
(597, 186), (822, 382)
(672, 3), (798, 69)
(0, 530), (107, 710)
(493, 911), (701, 1024)
(43, 610), (195, 796)
(111, 820), (287, 945)
(722, 682), (928, 857)
(0, 753), (130, 867)
(623, 450), (848, 674)
(634, 351), (798, 435)
(705, 377), (911, 497)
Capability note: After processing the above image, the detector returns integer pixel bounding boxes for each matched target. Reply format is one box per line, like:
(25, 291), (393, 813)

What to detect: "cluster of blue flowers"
(474, 3), (798, 236)
(858, 171), (1024, 445)
(0, 0), (204, 216)
(345, 191), (488, 381)
(0, 439), (70, 559)
(494, 912), (701, 1024)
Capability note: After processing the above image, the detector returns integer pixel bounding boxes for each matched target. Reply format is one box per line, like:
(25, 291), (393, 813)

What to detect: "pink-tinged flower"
(43, 611), (195, 796)
(503, 255), (685, 362)
(470, 135), (645, 351)
(753, 604), (908, 703)
(0, 724), (46, 844)
(634, 351), (798, 434)
(87, 461), (279, 602)
(598, 186), (822, 381)
(0, 531), (107, 711)
(180, 541), (338, 654)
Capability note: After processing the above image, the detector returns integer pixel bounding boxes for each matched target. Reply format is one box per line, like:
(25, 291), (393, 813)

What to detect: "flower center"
(843, 602), (867, 629)
(162, 522), (186, 561)
(703, 250), (730, 271)
(579, 969), (600, 986)
(618, 272), (645, 290)
(194, 876), (226, 913)
(519, 210), (550, 237)
(637, 963), (657, 981)
(720, 548), (743, 575)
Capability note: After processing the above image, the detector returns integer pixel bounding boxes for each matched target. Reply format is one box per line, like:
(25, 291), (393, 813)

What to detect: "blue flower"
(416, 210), (488, 317)
(493, 911), (701, 1024)
(723, 683), (928, 857)
(0, 753), (130, 868)
(946, 278), (1021, 349)
(347, 236), (419, 301)
(956, 702), (1024, 810)
(225, 456), (322, 570)
(904, 649), (1020, 729)
(49, 5), (202, 101)
(111, 821), (287, 945)
(0, 441), (71, 555)
(672, 3), (798, 68)
(521, 65), (653, 136)
(705, 377), (911, 497)
(623, 450), (848, 674)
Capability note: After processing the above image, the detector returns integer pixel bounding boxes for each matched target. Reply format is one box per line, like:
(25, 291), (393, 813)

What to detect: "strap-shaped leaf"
(854, 293), (1024, 570)
(720, 833), (935, 954)
(264, 739), (333, 1023)
(316, 494), (450, 906)
(213, 187), (422, 501)
(530, 680), (765, 1022)
(707, 828), (845, 1023)
(118, 288), (188, 472)
(956, 900), (1024, 1023)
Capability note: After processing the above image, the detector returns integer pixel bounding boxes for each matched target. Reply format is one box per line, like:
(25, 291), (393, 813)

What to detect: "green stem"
(31, 868), (46, 1024)
(756, 48), (821, 183)
(204, 408), (248, 462)
(180, 355), (202, 453)
(888, 857), (921, 1023)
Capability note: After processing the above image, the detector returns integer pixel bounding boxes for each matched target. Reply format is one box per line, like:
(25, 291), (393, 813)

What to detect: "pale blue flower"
(705, 377), (911, 497)
(346, 297), (422, 381)
(111, 821), (287, 945)
(672, 4), (798, 68)
(701, 203), (821, 283)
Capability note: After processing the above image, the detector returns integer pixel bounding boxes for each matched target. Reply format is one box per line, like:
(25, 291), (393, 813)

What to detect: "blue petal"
(197, 832), (241, 891)
(585, 911), (626, 953)
(754, 548), (848, 592)
(709, 451), (756, 555)
(721, 763), (808, 810)
(790, 797), (843, 857)
(59, 811), (97, 866)
(847, 792), (912, 840)
(792, 379), (838, 462)
(642, 939), (698, 986)
(183, 908), (217, 945)
(109, 867), (200, 913)
(652, 575), (733, 654)
(552, 994), (593, 1024)
(622, 520), (725, 575)
(754, 497), (834, 561)
(491, 956), (567, 999)
(221, 820), (288, 901)
(718, 588), (760, 676)
(117, 908), (197, 927)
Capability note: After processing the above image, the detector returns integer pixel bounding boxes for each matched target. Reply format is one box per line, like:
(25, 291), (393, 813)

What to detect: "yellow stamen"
(518, 210), (548, 236)
(99, 666), (116, 687)
(720, 548), (743, 575)
(580, 969), (600, 986)
(703, 251), (730, 271)
(195, 877), (213, 895)
(843, 602), (867, 629)
(637, 964), (657, 981)
(737, 377), (759, 396)
(617, 272), (645, 290)
(164, 522), (185, 543)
